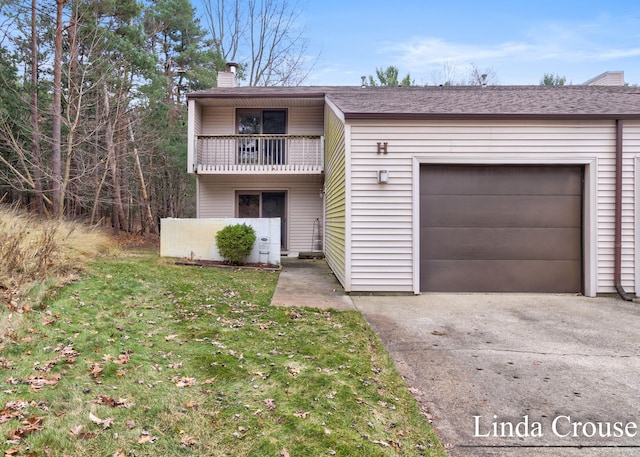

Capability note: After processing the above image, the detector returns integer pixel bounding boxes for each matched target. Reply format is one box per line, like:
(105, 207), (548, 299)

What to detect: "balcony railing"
(195, 134), (324, 173)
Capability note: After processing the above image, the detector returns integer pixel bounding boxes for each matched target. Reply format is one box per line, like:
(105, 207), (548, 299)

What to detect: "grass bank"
(1, 251), (446, 456)
(0, 204), (117, 310)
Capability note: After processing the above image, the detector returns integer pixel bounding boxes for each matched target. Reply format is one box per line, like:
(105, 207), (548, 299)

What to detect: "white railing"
(195, 134), (324, 173)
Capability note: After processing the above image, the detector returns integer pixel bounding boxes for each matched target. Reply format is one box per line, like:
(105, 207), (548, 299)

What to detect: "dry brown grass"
(0, 204), (118, 310)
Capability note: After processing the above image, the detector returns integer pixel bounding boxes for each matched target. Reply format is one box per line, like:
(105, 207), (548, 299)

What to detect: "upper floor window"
(237, 109), (288, 165)
(237, 109), (287, 135)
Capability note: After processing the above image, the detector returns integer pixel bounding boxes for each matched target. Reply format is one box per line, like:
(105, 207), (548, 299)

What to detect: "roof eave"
(343, 112), (640, 121)
(186, 91), (327, 100)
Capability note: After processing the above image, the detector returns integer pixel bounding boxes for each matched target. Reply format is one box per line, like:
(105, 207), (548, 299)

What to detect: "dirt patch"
(114, 231), (160, 248)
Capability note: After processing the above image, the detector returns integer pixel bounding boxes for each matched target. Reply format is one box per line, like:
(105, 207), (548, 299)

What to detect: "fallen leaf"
(26, 373), (62, 390)
(113, 353), (130, 364)
(372, 440), (390, 447)
(88, 412), (113, 429)
(7, 415), (44, 440)
(69, 425), (84, 436)
(138, 434), (151, 444)
(280, 449), (290, 457)
(263, 398), (276, 411)
(173, 376), (196, 388)
(165, 334), (179, 341)
(93, 394), (134, 408)
(293, 411), (309, 419)
(180, 434), (197, 446)
(88, 362), (103, 378)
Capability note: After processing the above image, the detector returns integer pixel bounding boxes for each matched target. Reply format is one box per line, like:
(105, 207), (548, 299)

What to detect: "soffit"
(194, 97), (325, 108)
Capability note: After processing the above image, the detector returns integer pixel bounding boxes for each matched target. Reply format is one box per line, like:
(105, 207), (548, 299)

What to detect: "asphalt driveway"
(352, 294), (640, 456)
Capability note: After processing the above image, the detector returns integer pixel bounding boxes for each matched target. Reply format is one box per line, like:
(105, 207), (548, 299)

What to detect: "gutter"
(614, 119), (633, 301)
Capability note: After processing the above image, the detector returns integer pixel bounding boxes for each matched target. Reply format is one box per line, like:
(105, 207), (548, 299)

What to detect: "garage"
(420, 164), (583, 293)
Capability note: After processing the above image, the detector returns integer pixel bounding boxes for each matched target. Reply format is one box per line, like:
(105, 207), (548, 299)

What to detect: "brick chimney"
(217, 62), (239, 87)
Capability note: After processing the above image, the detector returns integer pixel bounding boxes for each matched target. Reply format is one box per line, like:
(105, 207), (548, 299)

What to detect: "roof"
(187, 85), (640, 120)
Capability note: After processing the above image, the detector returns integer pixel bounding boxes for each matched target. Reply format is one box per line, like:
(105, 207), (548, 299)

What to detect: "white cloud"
(383, 34), (640, 74)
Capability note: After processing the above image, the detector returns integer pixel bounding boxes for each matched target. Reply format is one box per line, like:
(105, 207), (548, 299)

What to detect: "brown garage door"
(420, 165), (583, 293)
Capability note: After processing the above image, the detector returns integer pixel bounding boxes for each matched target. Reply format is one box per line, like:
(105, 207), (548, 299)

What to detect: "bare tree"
(51, 0), (67, 218)
(202, 0), (315, 86)
(30, 0), (45, 214)
(429, 60), (461, 86)
(430, 60), (499, 86)
(466, 63), (499, 86)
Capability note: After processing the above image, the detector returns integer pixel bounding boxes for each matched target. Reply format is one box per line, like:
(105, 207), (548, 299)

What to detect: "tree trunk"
(103, 83), (126, 232)
(128, 120), (157, 234)
(30, 0), (45, 215)
(51, 0), (67, 218)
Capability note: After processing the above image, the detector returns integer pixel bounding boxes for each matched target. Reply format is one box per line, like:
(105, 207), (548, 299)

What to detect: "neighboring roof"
(583, 71), (625, 86)
(187, 85), (640, 120)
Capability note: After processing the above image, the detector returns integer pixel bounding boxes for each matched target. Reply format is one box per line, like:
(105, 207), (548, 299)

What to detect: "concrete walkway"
(270, 257), (356, 311)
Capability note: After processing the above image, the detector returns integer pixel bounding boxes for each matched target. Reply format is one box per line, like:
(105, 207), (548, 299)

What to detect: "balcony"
(195, 134), (324, 173)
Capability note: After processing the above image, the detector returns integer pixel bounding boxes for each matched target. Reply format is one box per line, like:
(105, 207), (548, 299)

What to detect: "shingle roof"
(187, 85), (640, 119)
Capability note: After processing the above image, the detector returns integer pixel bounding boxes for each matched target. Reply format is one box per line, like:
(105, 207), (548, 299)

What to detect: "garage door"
(420, 165), (583, 293)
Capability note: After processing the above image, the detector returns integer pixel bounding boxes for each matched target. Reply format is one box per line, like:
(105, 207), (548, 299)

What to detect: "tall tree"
(368, 66), (413, 87)
(29, 0), (45, 214)
(51, 0), (67, 218)
(540, 73), (567, 86)
(202, 0), (314, 86)
(0, 0), (220, 230)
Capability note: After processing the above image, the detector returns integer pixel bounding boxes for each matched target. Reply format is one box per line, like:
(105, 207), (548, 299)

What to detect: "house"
(186, 64), (640, 297)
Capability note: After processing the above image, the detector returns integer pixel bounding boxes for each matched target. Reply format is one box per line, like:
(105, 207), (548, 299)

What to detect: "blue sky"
(296, 0), (640, 86)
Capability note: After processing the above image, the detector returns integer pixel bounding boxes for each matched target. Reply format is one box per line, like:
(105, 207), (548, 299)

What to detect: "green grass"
(1, 252), (446, 456)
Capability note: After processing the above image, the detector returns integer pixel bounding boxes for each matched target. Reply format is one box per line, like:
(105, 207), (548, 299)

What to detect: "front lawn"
(1, 252), (446, 456)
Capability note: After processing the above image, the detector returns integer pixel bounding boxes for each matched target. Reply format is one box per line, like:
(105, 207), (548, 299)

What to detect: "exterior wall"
(347, 119), (636, 294)
(288, 106), (324, 135)
(202, 106), (235, 134)
(629, 122), (640, 293)
(160, 217), (281, 264)
(189, 103), (324, 172)
(200, 105), (323, 135)
(323, 104), (348, 289)
(196, 174), (324, 253)
(190, 102), (326, 254)
(187, 100), (202, 172)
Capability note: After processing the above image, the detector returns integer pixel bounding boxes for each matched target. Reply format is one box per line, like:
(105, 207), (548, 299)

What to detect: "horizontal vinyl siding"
(197, 174), (323, 253)
(288, 107), (324, 135)
(188, 101), (202, 173)
(628, 122), (640, 294)
(202, 107), (235, 134)
(201, 106), (323, 135)
(323, 107), (347, 288)
(347, 119), (634, 294)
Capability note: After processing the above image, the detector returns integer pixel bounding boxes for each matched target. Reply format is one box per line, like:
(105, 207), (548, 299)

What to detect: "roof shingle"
(187, 85), (640, 119)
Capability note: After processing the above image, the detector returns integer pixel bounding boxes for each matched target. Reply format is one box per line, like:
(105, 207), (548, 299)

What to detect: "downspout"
(614, 118), (633, 301)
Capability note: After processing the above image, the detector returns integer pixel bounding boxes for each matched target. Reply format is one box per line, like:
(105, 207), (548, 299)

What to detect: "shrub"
(215, 223), (256, 264)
